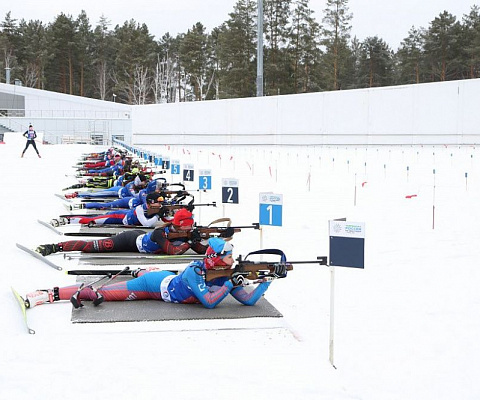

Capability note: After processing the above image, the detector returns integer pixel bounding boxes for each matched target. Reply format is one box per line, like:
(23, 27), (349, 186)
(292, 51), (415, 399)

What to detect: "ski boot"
(69, 203), (85, 211)
(25, 288), (59, 308)
(50, 217), (69, 227)
(35, 243), (62, 256)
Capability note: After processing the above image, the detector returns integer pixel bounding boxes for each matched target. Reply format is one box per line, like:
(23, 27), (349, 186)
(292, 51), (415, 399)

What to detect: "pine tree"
(16, 19), (48, 88)
(92, 16), (114, 100)
(423, 11), (460, 81)
(358, 36), (394, 88)
(179, 22), (210, 101)
(112, 19), (157, 104)
(0, 12), (20, 83)
(264, 0), (292, 95)
(461, 5), (480, 79)
(396, 26), (425, 84)
(322, 0), (352, 90)
(216, 0), (257, 98)
(290, 0), (322, 93)
(46, 13), (78, 94)
(76, 11), (94, 97)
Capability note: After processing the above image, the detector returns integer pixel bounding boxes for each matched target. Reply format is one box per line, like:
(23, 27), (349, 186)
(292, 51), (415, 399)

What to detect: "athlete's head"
(172, 209), (194, 230)
(146, 192), (164, 209)
(204, 237), (234, 270)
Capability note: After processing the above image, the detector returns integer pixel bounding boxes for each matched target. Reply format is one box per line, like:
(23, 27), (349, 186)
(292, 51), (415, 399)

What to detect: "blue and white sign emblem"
(259, 193), (283, 226)
(329, 221), (365, 268)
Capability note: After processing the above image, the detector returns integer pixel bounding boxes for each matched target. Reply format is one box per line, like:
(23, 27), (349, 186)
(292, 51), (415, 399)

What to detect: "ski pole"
(90, 266), (131, 306)
(70, 266), (130, 308)
(70, 273), (113, 309)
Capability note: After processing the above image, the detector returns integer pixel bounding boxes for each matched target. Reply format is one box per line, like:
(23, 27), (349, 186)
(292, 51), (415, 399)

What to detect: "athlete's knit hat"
(204, 237), (233, 269)
(172, 209), (194, 227)
(146, 192), (164, 204)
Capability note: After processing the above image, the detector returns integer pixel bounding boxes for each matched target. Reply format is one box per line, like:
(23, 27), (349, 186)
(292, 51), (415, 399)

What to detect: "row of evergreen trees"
(1, 0), (479, 104)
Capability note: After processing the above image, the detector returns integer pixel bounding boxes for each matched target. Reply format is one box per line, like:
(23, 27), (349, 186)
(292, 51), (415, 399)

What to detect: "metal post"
(5, 67), (11, 84)
(256, 0), (264, 97)
(329, 265), (336, 368)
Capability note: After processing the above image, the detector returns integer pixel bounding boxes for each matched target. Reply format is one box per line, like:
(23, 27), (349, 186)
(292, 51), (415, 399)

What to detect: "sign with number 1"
(259, 193), (283, 226)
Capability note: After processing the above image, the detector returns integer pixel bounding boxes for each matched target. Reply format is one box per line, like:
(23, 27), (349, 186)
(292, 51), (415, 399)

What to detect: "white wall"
(131, 79), (480, 146)
(0, 83), (132, 143)
(2, 78), (479, 147)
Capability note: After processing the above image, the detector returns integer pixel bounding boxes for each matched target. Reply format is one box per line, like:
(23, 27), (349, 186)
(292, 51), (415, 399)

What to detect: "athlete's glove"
(131, 268), (145, 278)
(132, 266), (161, 277)
(272, 263), (287, 278)
(189, 229), (202, 244)
(230, 271), (248, 286)
(219, 227), (235, 238)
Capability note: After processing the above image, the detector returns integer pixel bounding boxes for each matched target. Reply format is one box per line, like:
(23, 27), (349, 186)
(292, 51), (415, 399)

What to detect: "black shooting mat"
(71, 276), (282, 323)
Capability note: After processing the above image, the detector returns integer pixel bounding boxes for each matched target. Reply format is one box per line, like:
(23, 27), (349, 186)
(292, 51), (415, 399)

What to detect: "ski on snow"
(16, 243), (63, 271)
(11, 287), (35, 334)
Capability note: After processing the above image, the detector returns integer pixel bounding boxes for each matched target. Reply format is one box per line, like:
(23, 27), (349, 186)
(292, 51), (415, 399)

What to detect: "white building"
(1, 78), (479, 146)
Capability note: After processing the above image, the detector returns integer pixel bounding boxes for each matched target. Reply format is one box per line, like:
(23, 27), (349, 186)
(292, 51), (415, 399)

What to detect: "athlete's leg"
(57, 271), (175, 301)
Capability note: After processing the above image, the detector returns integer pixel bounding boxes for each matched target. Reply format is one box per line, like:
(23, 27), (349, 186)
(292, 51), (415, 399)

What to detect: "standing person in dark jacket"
(21, 124), (41, 158)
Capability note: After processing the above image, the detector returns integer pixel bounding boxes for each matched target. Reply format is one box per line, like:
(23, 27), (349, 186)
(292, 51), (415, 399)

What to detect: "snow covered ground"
(1, 133), (480, 399)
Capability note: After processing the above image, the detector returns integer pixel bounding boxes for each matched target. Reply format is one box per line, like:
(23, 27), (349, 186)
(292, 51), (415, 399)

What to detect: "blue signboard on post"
(222, 178), (239, 204)
(199, 169), (212, 190)
(329, 220), (365, 268)
(259, 193), (283, 226)
(171, 159), (180, 175)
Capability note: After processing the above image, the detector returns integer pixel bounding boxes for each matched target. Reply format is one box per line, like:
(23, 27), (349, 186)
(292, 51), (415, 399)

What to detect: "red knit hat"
(172, 209), (194, 227)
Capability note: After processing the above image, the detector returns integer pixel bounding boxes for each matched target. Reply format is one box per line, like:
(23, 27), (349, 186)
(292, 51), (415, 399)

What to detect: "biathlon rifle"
(206, 249), (328, 281)
(164, 222), (259, 240)
(66, 250), (328, 282)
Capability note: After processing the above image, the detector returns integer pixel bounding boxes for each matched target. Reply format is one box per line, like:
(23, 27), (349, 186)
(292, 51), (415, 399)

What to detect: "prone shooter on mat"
(26, 237), (288, 309)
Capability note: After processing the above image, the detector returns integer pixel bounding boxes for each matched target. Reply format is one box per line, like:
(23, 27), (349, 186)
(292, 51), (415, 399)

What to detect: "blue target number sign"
(183, 164), (194, 181)
(222, 178), (239, 204)
(259, 193), (283, 226)
(162, 157), (171, 170)
(154, 155), (163, 166)
(199, 169), (212, 190)
(171, 160), (180, 175)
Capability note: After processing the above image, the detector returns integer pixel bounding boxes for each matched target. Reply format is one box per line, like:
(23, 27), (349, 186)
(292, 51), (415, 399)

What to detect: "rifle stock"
(206, 263), (294, 281)
(161, 202), (216, 211)
(165, 226), (242, 240)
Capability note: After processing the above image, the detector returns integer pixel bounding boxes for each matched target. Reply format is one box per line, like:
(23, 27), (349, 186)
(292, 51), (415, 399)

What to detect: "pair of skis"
(11, 266), (131, 334)
(16, 242), (203, 271)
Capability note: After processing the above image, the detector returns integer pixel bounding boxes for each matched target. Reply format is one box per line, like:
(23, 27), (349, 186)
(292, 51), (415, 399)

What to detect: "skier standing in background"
(21, 124), (41, 158)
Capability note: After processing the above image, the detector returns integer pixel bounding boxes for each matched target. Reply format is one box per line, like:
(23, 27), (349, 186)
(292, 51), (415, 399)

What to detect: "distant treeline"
(1, 0), (479, 104)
